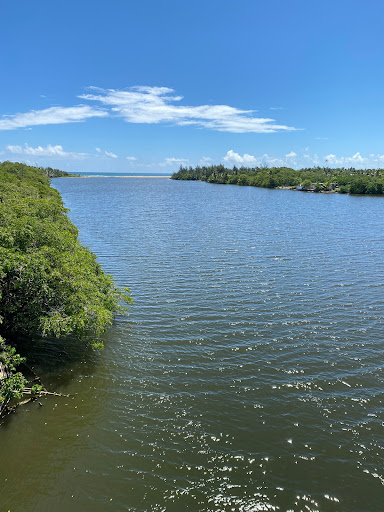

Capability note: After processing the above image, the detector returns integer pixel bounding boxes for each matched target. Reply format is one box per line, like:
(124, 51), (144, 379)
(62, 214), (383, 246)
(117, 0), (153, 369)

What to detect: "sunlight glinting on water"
(1, 177), (384, 511)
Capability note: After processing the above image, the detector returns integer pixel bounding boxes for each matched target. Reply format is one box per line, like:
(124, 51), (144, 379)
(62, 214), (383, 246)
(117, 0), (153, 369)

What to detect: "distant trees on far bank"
(171, 164), (384, 195)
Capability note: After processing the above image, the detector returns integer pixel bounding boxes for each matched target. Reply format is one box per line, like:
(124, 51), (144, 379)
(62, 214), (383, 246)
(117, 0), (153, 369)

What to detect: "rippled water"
(1, 178), (384, 511)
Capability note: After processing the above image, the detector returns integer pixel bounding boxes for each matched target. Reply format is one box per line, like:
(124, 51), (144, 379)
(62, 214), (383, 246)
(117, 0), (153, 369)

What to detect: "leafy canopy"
(0, 161), (132, 348)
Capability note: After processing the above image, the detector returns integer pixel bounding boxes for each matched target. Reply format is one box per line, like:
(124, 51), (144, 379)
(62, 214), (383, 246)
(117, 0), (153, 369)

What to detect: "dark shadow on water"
(2, 317), (134, 425)
(0, 334), (106, 428)
(13, 333), (105, 390)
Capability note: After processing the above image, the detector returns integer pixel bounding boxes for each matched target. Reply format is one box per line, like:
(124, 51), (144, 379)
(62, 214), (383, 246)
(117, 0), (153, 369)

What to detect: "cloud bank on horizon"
(5, 143), (384, 172)
(222, 150), (384, 169)
(0, 86), (297, 134)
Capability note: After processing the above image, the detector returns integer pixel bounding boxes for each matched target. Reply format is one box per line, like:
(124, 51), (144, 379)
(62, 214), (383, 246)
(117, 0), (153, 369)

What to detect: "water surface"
(1, 178), (384, 511)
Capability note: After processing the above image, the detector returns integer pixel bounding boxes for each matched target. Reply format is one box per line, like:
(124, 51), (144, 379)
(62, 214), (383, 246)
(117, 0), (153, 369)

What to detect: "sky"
(1, 0), (384, 173)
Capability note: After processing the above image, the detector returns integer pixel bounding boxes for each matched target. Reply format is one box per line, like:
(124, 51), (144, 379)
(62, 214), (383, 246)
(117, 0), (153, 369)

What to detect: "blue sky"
(1, 0), (384, 172)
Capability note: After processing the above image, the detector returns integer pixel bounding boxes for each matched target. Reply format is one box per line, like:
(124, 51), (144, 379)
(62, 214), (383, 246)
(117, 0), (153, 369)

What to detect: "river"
(1, 177), (384, 511)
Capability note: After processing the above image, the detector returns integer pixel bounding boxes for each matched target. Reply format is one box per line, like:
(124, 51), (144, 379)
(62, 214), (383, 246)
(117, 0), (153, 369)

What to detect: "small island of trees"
(171, 164), (384, 195)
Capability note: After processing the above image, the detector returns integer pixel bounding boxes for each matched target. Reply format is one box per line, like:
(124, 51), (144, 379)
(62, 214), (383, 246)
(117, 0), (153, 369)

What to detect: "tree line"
(0, 161), (131, 410)
(171, 164), (384, 195)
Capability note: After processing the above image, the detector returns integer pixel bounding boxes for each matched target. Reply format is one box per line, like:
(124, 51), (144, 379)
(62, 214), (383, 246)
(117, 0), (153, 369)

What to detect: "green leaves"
(0, 336), (27, 404)
(0, 371), (27, 402)
(0, 162), (130, 408)
(0, 337), (26, 372)
(0, 162), (132, 348)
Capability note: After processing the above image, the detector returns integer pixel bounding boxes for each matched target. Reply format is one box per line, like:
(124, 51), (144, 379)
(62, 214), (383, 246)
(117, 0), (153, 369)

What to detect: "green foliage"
(0, 335), (27, 403)
(237, 173), (250, 186)
(171, 164), (384, 196)
(338, 185), (350, 194)
(31, 384), (43, 394)
(0, 161), (132, 347)
(0, 162), (131, 409)
(0, 337), (26, 372)
(0, 371), (27, 402)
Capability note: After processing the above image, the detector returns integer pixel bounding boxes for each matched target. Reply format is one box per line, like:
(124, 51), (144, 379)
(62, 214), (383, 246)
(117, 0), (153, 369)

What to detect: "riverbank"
(0, 161), (132, 416)
(171, 164), (384, 195)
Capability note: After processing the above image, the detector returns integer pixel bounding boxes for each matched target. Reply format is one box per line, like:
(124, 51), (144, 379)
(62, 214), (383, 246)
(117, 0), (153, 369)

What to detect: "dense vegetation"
(43, 166), (78, 178)
(171, 164), (384, 195)
(0, 161), (131, 408)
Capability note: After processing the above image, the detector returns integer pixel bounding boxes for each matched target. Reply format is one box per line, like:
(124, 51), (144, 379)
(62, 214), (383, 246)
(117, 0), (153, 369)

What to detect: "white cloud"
(79, 86), (297, 134)
(165, 157), (189, 165)
(105, 151), (117, 158)
(324, 153), (337, 163)
(0, 105), (107, 130)
(0, 87), (298, 134)
(6, 143), (88, 159)
(325, 152), (367, 165)
(217, 150), (384, 170)
(223, 150), (257, 164)
(349, 152), (365, 164)
(262, 154), (285, 166)
(199, 156), (213, 165)
(95, 147), (118, 158)
(126, 156), (137, 161)
(299, 151), (384, 168)
(159, 157), (189, 168)
(223, 150), (287, 167)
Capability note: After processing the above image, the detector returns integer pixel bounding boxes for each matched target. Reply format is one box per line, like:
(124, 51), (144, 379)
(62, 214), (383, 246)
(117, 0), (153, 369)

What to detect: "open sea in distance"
(73, 172), (172, 177)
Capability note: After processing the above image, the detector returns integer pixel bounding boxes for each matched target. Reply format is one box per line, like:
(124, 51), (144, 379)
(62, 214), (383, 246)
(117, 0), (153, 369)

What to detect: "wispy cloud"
(96, 147), (118, 158)
(0, 87), (298, 134)
(0, 105), (108, 130)
(6, 143), (89, 159)
(285, 151), (297, 158)
(159, 157), (189, 167)
(79, 86), (297, 134)
(199, 156), (213, 165)
(126, 156), (137, 161)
